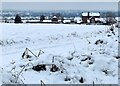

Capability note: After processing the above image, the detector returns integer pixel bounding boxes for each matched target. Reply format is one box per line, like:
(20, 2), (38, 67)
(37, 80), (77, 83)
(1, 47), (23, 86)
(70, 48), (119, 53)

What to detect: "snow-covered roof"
(53, 16), (57, 18)
(82, 12), (100, 17)
(89, 13), (100, 16)
(82, 13), (88, 16)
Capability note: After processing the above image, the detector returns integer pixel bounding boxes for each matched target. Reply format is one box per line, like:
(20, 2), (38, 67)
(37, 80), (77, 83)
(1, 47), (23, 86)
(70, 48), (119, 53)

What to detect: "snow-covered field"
(0, 23), (118, 84)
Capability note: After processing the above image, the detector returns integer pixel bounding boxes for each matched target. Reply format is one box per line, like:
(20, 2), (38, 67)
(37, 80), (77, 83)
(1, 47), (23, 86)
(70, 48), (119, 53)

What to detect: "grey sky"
(2, 2), (118, 11)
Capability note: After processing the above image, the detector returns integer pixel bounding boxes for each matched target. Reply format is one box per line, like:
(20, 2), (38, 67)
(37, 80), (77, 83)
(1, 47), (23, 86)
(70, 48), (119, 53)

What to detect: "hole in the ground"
(32, 64), (46, 71)
(95, 39), (103, 45)
(115, 56), (120, 59)
(102, 69), (108, 75)
(79, 77), (84, 83)
(50, 64), (59, 72)
(64, 77), (71, 81)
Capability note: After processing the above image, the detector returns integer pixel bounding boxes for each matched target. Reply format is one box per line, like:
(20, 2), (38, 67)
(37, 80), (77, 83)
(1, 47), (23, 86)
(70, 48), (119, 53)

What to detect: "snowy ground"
(0, 23), (118, 84)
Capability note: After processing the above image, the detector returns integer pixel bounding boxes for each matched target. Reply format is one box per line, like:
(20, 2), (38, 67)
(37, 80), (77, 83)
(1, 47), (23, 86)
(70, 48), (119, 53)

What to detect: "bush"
(40, 15), (45, 22)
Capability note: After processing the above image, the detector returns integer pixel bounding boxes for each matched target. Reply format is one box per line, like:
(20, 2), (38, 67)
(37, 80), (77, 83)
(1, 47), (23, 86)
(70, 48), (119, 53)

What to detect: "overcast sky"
(2, 2), (118, 11)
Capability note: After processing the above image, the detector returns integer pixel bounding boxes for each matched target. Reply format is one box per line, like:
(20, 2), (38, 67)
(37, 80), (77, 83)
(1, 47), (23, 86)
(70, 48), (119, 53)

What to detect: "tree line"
(13, 11), (117, 25)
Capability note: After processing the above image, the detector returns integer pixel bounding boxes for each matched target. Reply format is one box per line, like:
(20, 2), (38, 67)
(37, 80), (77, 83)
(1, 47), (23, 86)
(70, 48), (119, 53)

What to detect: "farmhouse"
(81, 12), (100, 23)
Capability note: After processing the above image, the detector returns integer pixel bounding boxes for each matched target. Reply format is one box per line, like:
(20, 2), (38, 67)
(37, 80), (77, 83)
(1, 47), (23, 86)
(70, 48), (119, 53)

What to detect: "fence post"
(22, 48), (28, 59)
(40, 80), (46, 86)
(27, 48), (38, 57)
(93, 81), (94, 86)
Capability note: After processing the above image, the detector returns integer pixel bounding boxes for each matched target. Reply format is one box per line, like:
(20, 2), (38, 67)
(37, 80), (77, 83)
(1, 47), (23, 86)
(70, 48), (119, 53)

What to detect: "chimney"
(88, 12), (90, 19)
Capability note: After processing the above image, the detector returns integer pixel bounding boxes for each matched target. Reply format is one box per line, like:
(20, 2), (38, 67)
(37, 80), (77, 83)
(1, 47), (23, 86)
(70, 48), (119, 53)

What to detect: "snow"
(95, 18), (106, 22)
(43, 20), (52, 22)
(87, 19), (90, 23)
(26, 20), (40, 22)
(0, 23), (118, 84)
(74, 17), (81, 21)
(115, 17), (120, 22)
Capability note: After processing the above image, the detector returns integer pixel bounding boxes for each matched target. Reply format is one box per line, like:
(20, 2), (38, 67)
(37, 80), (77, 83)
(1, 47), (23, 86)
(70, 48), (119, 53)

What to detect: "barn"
(81, 12), (100, 23)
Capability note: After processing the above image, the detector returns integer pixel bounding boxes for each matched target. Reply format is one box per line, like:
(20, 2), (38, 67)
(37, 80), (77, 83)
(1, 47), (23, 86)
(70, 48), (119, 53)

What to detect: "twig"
(15, 62), (30, 83)
(15, 65), (26, 83)
(38, 49), (44, 57)
(70, 38), (76, 51)
(22, 48), (28, 58)
(26, 48), (38, 57)
(52, 56), (54, 63)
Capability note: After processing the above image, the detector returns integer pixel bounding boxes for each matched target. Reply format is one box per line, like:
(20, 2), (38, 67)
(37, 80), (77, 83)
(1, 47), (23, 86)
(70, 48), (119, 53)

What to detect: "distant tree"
(56, 13), (61, 18)
(40, 15), (45, 22)
(101, 13), (107, 18)
(14, 14), (22, 23)
(105, 12), (116, 25)
(61, 16), (64, 23)
(5, 18), (9, 23)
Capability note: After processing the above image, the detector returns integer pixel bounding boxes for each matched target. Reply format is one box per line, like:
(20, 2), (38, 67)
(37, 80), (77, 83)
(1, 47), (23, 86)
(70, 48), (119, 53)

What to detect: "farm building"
(81, 12), (100, 23)
(52, 16), (59, 23)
